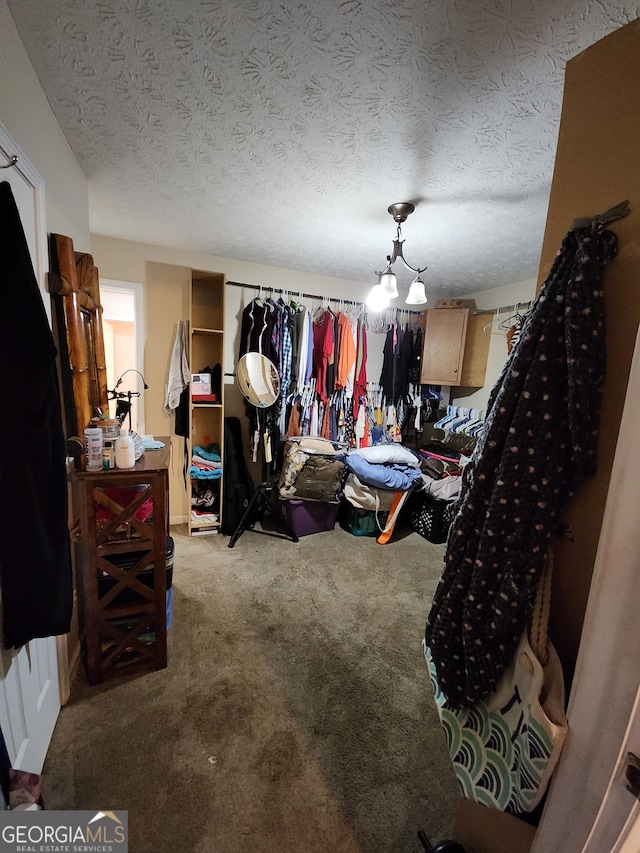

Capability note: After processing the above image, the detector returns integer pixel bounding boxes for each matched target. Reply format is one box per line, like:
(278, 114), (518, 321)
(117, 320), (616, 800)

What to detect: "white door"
(583, 686), (640, 853)
(533, 324), (640, 851)
(0, 124), (62, 774)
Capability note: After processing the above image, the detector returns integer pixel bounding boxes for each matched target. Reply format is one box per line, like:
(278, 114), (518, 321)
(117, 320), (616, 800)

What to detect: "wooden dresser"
(72, 440), (171, 684)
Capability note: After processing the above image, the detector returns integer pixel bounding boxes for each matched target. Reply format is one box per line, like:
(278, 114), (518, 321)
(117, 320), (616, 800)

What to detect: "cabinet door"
(420, 308), (469, 385)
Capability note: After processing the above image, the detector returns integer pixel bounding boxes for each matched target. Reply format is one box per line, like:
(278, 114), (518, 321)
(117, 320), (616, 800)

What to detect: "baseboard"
(170, 514), (188, 525)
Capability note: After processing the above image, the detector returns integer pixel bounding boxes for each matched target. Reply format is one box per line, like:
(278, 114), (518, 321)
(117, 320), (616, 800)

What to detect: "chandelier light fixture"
(366, 202), (428, 311)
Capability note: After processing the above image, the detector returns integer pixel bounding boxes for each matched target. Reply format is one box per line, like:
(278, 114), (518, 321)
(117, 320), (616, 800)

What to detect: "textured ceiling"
(7, 0), (640, 296)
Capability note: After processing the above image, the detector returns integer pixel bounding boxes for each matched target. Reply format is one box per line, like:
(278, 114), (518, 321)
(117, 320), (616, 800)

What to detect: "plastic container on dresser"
(115, 427), (136, 468)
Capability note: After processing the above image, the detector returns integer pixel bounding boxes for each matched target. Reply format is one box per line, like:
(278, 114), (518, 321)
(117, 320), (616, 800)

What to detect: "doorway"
(100, 279), (145, 434)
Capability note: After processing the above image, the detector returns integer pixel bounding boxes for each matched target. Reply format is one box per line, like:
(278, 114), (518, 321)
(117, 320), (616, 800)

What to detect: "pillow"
(349, 444), (419, 467)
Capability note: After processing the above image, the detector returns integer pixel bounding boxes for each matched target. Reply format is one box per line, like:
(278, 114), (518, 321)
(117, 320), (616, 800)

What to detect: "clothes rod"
(226, 279), (423, 314)
(473, 299), (533, 316)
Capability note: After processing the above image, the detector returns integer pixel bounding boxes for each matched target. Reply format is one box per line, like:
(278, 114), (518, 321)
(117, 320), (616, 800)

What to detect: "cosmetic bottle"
(115, 427), (136, 469)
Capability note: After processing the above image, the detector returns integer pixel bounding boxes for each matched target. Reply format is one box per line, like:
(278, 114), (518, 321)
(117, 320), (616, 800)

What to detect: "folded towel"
(143, 438), (165, 449)
(192, 443), (221, 462)
(189, 466), (223, 480)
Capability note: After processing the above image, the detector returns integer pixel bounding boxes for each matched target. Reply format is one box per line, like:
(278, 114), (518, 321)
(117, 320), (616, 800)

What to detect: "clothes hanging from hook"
(426, 222), (618, 709)
(0, 181), (73, 648)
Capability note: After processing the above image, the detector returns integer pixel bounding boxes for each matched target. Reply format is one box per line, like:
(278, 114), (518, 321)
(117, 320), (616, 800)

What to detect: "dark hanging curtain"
(0, 181), (73, 649)
(425, 223), (618, 709)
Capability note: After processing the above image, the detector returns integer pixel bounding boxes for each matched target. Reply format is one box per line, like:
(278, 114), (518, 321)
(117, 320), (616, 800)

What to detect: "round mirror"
(235, 352), (280, 408)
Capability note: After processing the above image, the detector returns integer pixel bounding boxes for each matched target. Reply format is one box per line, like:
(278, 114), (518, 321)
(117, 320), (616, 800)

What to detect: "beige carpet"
(43, 518), (458, 852)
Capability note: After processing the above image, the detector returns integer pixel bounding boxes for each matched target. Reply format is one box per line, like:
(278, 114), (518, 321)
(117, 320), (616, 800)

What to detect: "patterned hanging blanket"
(425, 225), (618, 709)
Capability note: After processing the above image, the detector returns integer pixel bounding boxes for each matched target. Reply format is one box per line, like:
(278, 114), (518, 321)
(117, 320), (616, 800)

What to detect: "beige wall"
(0, 2), (89, 249)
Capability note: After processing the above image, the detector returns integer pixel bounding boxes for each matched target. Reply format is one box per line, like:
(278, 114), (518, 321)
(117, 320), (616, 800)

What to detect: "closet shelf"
(190, 526), (220, 536)
(192, 326), (223, 335)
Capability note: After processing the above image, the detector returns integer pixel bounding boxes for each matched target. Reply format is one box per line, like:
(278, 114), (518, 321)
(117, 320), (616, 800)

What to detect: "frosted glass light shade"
(405, 277), (427, 305)
(366, 283), (390, 312)
(379, 268), (398, 298)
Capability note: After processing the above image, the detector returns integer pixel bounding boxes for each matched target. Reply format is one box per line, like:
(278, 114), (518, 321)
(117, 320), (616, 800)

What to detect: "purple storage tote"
(280, 498), (339, 537)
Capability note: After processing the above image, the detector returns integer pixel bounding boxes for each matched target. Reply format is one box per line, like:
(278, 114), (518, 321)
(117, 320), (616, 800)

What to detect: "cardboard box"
(191, 373), (211, 395)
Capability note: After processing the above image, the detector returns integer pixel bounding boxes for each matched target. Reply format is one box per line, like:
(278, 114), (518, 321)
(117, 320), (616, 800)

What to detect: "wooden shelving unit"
(188, 271), (225, 536)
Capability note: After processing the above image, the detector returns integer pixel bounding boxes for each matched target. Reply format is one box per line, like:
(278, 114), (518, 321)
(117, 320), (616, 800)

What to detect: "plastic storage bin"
(340, 502), (389, 537)
(279, 498), (339, 537)
(408, 494), (454, 544)
(97, 536), (174, 603)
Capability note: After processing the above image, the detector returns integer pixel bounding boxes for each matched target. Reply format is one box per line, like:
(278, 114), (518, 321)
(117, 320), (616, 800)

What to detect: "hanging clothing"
(312, 311), (334, 402)
(239, 298), (276, 361)
(164, 319), (190, 414)
(353, 320), (368, 414)
(335, 311), (356, 390)
(294, 307), (309, 390)
(345, 314), (358, 398)
(325, 309), (337, 397)
(425, 224), (618, 709)
(0, 181), (73, 649)
(396, 324), (413, 399)
(408, 325), (423, 385)
(379, 322), (397, 402)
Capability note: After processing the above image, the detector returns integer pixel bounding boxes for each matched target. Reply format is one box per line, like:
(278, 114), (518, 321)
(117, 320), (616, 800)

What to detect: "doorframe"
(533, 326), (640, 851)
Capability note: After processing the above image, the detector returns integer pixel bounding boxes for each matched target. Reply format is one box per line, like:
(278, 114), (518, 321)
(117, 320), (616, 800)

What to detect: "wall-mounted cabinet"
(420, 307), (490, 387)
(189, 271), (225, 536)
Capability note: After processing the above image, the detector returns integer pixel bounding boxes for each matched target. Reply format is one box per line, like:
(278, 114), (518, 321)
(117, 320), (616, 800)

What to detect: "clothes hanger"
(498, 305), (526, 330)
(433, 405), (456, 430)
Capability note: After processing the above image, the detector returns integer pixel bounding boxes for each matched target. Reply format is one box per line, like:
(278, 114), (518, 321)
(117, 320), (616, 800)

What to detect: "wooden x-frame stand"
(73, 441), (170, 684)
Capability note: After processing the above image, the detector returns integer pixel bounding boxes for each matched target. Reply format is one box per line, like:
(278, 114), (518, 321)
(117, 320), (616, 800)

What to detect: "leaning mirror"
(235, 352), (280, 408)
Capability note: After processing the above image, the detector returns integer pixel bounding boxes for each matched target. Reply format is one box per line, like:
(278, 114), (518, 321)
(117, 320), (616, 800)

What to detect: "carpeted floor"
(43, 518), (458, 852)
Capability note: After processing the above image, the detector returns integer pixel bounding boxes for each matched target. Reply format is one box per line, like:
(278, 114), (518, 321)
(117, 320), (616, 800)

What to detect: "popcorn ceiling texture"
(7, 0), (640, 294)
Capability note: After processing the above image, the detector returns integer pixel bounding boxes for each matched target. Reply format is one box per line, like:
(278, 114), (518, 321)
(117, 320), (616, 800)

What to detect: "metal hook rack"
(1, 155), (18, 170)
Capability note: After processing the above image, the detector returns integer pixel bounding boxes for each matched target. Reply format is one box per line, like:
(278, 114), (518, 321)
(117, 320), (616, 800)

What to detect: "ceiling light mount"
(387, 201), (415, 223)
(366, 202), (428, 311)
